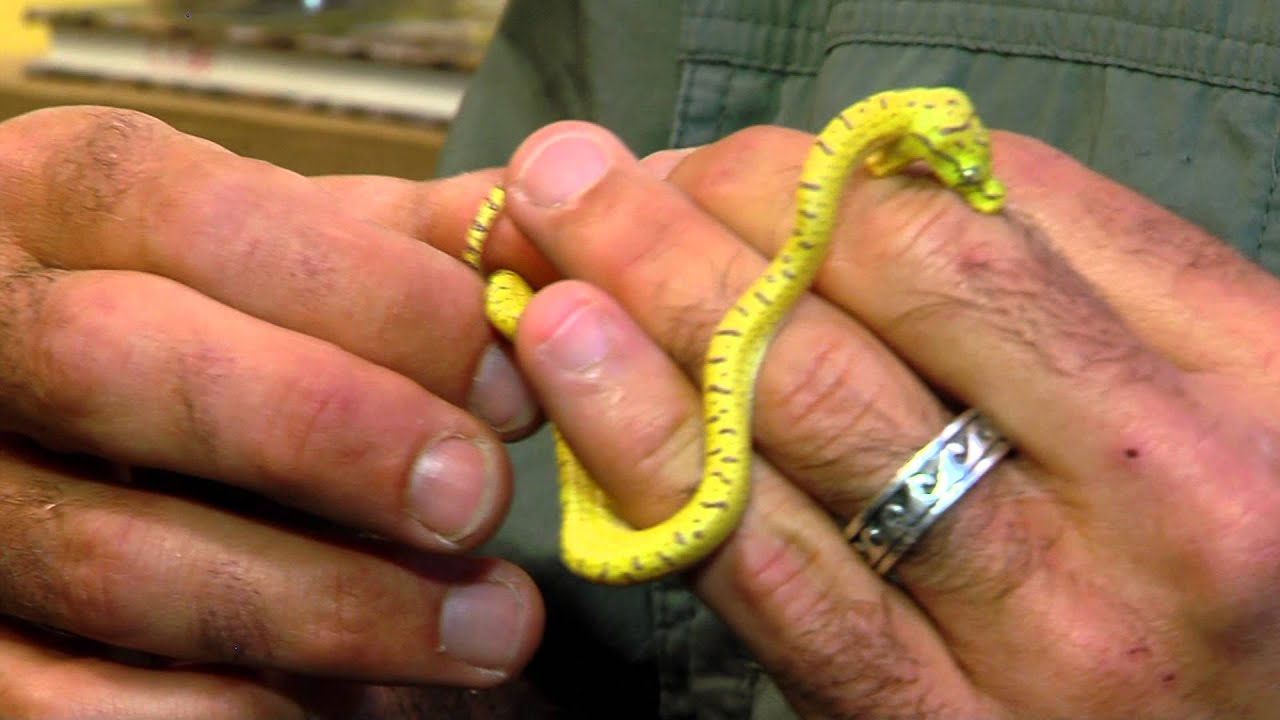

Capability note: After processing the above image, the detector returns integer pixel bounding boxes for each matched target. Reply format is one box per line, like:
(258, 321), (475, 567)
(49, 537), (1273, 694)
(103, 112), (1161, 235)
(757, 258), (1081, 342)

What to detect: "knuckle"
(252, 358), (372, 490)
(49, 505), (156, 646)
(760, 328), (909, 506)
(857, 192), (995, 292)
(147, 158), (259, 243)
(0, 269), (69, 423)
(689, 125), (799, 197)
(867, 196), (1166, 386)
(899, 464), (1054, 602)
(615, 401), (706, 513)
(145, 156), (306, 286)
(41, 107), (170, 225)
(16, 274), (129, 426)
(654, 243), (762, 370)
(292, 564), (386, 667)
(736, 529), (933, 719)
(192, 559), (273, 665)
(651, 264), (729, 368)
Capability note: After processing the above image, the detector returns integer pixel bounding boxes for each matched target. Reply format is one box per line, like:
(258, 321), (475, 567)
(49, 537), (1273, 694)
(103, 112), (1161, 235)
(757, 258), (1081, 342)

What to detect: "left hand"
(452, 120), (1280, 718)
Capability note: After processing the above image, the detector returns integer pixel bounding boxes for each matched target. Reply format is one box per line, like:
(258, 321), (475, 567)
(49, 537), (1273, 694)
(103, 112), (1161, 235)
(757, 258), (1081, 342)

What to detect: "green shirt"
(438, 2), (1280, 717)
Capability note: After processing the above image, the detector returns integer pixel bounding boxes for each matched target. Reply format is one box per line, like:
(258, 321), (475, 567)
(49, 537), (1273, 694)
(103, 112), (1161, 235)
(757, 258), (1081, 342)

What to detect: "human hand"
(0, 107), (543, 718)
(476, 119), (1280, 718)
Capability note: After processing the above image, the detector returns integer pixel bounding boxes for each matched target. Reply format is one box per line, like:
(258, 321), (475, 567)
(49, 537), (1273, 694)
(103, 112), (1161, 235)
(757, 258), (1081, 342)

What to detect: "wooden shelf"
(0, 55), (447, 178)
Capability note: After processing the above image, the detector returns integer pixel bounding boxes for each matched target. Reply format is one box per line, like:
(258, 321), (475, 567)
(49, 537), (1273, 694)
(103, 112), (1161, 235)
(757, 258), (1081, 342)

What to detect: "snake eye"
(959, 166), (981, 183)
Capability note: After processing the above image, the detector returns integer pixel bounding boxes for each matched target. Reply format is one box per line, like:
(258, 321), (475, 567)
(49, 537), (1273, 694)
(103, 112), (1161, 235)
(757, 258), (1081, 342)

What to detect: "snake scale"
(463, 87), (1005, 585)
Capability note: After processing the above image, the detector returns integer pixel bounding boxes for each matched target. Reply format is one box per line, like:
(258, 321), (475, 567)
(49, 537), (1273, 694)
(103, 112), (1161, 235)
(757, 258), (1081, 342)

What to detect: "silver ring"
(843, 408), (1010, 576)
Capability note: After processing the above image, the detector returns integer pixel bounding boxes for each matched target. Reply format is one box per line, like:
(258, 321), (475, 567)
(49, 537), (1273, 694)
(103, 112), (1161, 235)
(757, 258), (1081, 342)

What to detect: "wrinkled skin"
(0, 106), (547, 718)
(7, 101), (1280, 719)
(478, 120), (1280, 719)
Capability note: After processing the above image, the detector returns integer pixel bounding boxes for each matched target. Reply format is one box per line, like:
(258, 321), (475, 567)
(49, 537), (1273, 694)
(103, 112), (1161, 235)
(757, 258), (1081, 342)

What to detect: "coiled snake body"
(463, 87), (1005, 585)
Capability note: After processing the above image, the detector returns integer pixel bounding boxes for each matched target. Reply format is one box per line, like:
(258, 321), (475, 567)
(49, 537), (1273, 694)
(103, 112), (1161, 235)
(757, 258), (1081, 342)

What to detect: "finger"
(0, 107), (536, 435)
(661, 125), (1222, 509)
(0, 439), (542, 685)
(516, 280), (1202, 720)
(310, 171), (562, 290)
(0, 269), (509, 552)
(0, 621), (307, 720)
(513, 281), (992, 718)
(500, 123), (1083, 607)
(669, 127), (1280, 394)
(498, 121), (1215, 702)
(988, 134), (1280, 379)
(502, 122), (942, 509)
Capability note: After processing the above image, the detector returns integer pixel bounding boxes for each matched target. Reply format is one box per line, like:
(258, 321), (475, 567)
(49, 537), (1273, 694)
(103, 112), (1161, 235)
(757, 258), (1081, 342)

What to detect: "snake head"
(953, 163), (1006, 214)
(927, 127), (1006, 214)
(907, 89), (1007, 214)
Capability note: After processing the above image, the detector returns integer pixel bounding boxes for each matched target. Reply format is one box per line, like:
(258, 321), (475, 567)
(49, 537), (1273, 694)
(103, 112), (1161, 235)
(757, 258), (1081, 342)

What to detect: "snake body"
(464, 87), (1005, 585)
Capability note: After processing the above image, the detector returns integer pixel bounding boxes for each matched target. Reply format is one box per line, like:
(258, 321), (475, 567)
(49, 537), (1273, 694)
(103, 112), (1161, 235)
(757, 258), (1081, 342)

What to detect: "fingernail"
(408, 437), (498, 544)
(640, 147), (696, 179)
(539, 303), (611, 373)
(467, 344), (536, 435)
(514, 133), (609, 208)
(439, 580), (526, 672)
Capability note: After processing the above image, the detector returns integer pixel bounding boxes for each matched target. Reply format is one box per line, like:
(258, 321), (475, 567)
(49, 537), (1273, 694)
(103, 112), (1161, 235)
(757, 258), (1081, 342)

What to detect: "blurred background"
(0, 0), (507, 176)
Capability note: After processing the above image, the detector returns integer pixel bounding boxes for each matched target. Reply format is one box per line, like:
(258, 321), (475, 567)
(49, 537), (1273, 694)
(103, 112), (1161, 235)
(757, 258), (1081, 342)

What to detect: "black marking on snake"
(701, 500), (730, 509)
(707, 384), (732, 394)
(470, 221), (488, 232)
(659, 552), (676, 567)
(632, 556), (643, 571)
(782, 268), (797, 279)
(799, 181), (822, 191)
(735, 304), (749, 317)
(837, 112), (852, 129)
(753, 290), (773, 306)
(815, 138), (835, 156)
(936, 116), (972, 136)
(911, 130), (969, 178)
(720, 456), (740, 464)
(674, 531), (688, 546)
(718, 427), (738, 435)
(485, 198), (501, 210)
(924, 103), (935, 109)
(597, 567), (609, 582)
(879, 97), (888, 109)
(621, 572), (635, 583)
(707, 356), (727, 364)
(714, 328), (743, 337)
(799, 209), (819, 220)
(707, 414), (721, 423)
(708, 447), (723, 456)
(797, 240), (815, 249)
(694, 530), (706, 540)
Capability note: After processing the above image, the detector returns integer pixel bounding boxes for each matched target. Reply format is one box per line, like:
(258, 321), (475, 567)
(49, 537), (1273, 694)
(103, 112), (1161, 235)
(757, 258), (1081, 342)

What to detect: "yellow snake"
(463, 87), (1005, 585)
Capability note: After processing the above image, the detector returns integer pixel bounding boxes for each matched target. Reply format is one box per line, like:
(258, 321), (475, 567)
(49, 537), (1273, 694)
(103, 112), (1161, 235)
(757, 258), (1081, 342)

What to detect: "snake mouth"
(958, 177), (1007, 214)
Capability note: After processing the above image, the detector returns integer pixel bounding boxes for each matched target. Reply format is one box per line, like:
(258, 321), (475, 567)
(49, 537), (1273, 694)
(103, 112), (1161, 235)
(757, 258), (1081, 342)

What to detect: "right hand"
(0, 106), (543, 718)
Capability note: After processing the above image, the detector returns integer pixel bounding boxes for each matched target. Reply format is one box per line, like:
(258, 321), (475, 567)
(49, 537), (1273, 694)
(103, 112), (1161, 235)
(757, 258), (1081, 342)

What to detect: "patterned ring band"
(843, 408), (1011, 576)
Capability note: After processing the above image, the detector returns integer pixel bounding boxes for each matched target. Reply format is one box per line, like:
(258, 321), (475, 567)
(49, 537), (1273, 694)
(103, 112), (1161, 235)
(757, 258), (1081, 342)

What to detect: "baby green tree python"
(463, 87), (1005, 585)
